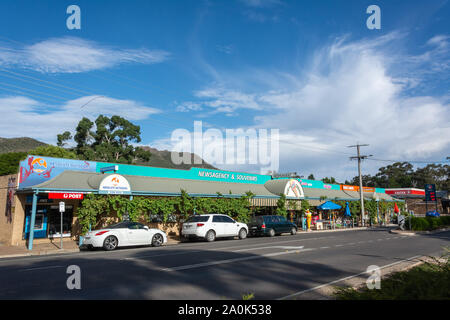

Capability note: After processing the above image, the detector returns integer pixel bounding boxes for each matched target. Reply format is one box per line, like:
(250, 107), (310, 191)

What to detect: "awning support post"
(27, 191), (38, 251)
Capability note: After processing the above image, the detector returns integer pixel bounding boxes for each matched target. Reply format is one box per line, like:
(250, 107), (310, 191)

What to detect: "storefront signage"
(385, 189), (425, 196)
(425, 184), (437, 202)
(342, 185), (359, 192)
(99, 174), (131, 194)
(284, 179), (304, 198)
(48, 193), (84, 200)
(197, 170), (258, 183)
(18, 156), (96, 189)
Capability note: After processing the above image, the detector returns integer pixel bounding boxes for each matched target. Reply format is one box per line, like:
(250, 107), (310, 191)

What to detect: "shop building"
(0, 155), (397, 250)
(385, 188), (449, 216)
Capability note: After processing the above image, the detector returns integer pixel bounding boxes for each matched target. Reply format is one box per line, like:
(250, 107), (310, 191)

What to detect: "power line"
(0, 81), (68, 101)
(0, 68), (94, 96)
(0, 85), (63, 104)
(367, 157), (450, 164)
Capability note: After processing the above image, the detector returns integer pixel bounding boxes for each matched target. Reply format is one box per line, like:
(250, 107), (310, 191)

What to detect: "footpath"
(389, 226), (450, 236)
(0, 226), (372, 260)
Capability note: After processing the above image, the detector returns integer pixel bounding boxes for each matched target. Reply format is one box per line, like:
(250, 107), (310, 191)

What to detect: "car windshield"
(106, 221), (132, 229)
(249, 216), (264, 224)
(185, 216), (209, 223)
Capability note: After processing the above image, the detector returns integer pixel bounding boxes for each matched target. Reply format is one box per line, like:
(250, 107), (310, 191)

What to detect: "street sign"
(59, 201), (65, 249)
(425, 184), (437, 202)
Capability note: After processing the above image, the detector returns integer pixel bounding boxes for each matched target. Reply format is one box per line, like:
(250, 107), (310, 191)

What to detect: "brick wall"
(406, 198), (447, 216)
(0, 174), (19, 245)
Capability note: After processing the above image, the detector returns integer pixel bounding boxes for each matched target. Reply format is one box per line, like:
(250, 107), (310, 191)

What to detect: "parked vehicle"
(248, 215), (297, 237)
(181, 214), (248, 242)
(426, 210), (440, 217)
(81, 221), (167, 251)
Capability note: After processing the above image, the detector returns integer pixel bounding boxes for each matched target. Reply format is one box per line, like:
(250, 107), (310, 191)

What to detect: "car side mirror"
(144, 226), (149, 230)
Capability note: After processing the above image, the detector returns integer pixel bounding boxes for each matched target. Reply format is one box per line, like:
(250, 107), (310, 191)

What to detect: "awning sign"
(49, 193), (84, 200)
(284, 179), (304, 198)
(99, 174), (131, 195)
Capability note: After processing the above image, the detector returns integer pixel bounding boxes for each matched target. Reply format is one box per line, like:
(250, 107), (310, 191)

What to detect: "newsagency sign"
(99, 174), (131, 195)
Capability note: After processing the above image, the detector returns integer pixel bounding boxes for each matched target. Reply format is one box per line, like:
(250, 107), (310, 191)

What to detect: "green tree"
(29, 145), (77, 159)
(63, 115), (151, 164)
(322, 177), (338, 184)
(275, 194), (287, 218)
(412, 164), (450, 191)
(375, 162), (414, 188)
(0, 152), (27, 175)
(56, 131), (72, 147)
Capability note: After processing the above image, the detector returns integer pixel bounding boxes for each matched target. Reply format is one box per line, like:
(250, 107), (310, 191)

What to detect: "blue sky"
(0, 0), (449, 181)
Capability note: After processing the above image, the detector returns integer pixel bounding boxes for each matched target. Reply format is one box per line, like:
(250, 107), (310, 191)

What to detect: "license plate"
(85, 237), (90, 240)
(251, 227), (257, 229)
(184, 225), (190, 229)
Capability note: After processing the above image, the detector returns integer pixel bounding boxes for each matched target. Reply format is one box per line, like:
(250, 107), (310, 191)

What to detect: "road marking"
(19, 265), (64, 272)
(123, 250), (204, 260)
(233, 245), (304, 252)
(161, 248), (313, 272)
(319, 247), (330, 249)
(277, 254), (423, 300)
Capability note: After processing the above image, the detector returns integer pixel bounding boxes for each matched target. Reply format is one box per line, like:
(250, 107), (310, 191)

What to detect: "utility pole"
(348, 144), (372, 227)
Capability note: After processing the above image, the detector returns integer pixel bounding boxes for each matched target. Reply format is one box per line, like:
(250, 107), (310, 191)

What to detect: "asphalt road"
(0, 228), (449, 300)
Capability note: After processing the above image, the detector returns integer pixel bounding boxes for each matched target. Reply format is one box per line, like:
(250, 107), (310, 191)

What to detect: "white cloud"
(0, 37), (170, 73)
(170, 33), (450, 179)
(0, 95), (160, 143)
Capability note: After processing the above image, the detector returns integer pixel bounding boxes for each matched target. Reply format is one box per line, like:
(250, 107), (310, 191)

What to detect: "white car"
(181, 214), (248, 242)
(81, 221), (168, 251)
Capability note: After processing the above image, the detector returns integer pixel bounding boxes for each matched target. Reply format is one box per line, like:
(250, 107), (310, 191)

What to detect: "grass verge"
(333, 249), (450, 300)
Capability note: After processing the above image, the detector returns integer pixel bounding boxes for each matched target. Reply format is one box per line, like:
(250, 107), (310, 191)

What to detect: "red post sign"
(48, 193), (84, 200)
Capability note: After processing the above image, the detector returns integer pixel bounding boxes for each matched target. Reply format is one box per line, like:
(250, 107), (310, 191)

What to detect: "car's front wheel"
(103, 235), (118, 251)
(205, 230), (216, 242)
(152, 233), (164, 247)
(238, 228), (247, 240)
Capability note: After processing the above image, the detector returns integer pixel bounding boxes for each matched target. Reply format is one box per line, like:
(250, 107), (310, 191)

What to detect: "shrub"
(406, 216), (450, 231)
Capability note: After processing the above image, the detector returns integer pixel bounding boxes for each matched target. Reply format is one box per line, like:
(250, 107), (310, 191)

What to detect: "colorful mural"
(18, 156), (96, 189)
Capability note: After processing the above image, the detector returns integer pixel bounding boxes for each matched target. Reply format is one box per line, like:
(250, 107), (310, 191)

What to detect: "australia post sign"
(48, 193), (84, 200)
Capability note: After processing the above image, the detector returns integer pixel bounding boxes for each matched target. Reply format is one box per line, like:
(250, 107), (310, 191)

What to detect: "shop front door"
(47, 205), (74, 238)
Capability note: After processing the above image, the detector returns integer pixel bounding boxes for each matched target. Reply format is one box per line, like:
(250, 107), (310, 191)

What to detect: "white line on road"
(232, 246), (304, 252)
(19, 265), (64, 272)
(123, 250), (204, 261)
(161, 248), (314, 272)
(277, 254), (423, 300)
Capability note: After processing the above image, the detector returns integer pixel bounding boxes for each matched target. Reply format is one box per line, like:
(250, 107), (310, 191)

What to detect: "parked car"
(81, 221), (168, 251)
(426, 210), (440, 217)
(181, 214), (248, 242)
(248, 215), (297, 237)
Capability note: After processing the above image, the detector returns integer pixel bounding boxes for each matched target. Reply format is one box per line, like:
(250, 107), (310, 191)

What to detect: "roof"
(303, 187), (396, 203)
(29, 171), (280, 198)
(24, 170), (398, 203)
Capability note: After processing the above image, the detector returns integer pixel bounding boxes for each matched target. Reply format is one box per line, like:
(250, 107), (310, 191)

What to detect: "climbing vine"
(76, 190), (256, 235)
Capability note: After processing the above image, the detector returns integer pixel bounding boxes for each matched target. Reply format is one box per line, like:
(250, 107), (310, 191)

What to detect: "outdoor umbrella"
(345, 202), (352, 217)
(317, 201), (342, 210)
(394, 202), (399, 214)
